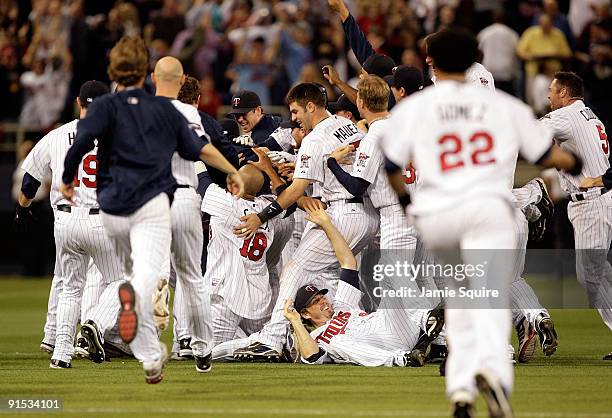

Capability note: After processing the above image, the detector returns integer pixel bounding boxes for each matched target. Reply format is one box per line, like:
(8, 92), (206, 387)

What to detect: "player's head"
(548, 71), (584, 111)
(107, 36), (148, 88)
(237, 164), (265, 198)
(295, 285), (333, 328)
(361, 54), (396, 79)
(385, 66), (424, 102)
(178, 75), (201, 107)
(356, 75), (389, 117)
(426, 28), (478, 78)
(76, 80), (110, 117)
(152, 56), (185, 96)
(328, 94), (360, 123)
(229, 90), (264, 133)
(280, 119), (309, 148)
(286, 83), (327, 131)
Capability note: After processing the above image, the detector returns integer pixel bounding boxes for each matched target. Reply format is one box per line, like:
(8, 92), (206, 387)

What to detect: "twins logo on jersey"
(479, 77), (489, 87)
(316, 311), (351, 344)
(356, 152), (370, 168)
(300, 154), (311, 168)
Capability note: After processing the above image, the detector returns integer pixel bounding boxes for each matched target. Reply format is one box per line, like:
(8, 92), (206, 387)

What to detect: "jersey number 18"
(239, 232), (267, 261)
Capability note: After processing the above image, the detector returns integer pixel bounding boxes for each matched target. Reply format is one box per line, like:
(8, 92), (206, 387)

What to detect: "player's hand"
(60, 181), (75, 203)
(278, 162), (295, 180)
(283, 299), (302, 322)
(329, 144), (355, 164)
(579, 176), (604, 190)
(233, 134), (254, 147)
(13, 204), (37, 234)
(234, 213), (261, 239)
(327, 0), (349, 20)
(305, 206), (332, 227)
(227, 172), (245, 198)
(298, 196), (327, 213)
(322, 65), (341, 86)
(247, 147), (275, 173)
(267, 150), (296, 165)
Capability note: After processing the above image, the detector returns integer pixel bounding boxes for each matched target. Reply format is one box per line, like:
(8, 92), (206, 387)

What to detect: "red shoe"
(118, 282), (138, 344)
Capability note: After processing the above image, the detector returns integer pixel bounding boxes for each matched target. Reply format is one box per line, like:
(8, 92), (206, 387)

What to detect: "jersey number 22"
(438, 132), (495, 172)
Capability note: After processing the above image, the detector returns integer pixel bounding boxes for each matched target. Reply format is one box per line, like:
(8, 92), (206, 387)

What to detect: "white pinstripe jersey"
(269, 126), (295, 151)
(540, 100), (610, 193)
(432, 63), (496, 91)
(294, 115), (364, 203)
(382, 80), (553, 215)
(202, 184), (278, 319)
(21, 119), (99, 209)
(305, 282), (404, 365)
(351, 118), (415, 208)
(170, 100), (208, 188)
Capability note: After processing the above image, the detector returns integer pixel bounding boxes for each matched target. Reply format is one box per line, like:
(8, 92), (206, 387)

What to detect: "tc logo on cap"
(305, 285), (316, 292)
(233, 97), (241, 107)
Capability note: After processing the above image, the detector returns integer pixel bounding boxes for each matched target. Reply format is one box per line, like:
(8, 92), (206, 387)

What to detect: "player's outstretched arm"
(247, 147), (287, 193)
(322, 65), (358, 104)
(537, 144), (582, 175)
(200, 143), (245, 198)
(283, 299), (320, 359)
(234, 178), (310, 238)
(305, 207), (357, 270)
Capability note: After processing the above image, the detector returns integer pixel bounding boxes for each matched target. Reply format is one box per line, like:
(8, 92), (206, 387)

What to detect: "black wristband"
(257, 200), (284, 223)
(275, 183), (289, 195)
(398, 193), (411, 209)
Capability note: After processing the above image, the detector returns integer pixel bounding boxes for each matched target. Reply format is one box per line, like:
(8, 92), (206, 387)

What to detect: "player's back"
(385, 80), (551, 215)
(296, 115), (364, 203)
(542, 101), (610, 193)
(170, 100), (209, 188)
(22, 119), (99, 209)
(202, 184), (275, 319)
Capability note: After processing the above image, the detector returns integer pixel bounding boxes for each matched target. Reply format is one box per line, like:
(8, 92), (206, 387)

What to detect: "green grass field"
(0, 277), (611, 418)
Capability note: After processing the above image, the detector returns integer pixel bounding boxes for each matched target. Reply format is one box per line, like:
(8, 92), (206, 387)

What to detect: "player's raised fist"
(322, 65), (341, 86)
(327, 0), (349, 21)
(283, 299), (301, 322)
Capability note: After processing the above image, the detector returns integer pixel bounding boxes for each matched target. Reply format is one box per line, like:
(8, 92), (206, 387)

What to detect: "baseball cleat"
(403, 349), (425, 367)
(178, 338), (194, 359)
(74, 332), (90, 359)
(81, 320), (106, 364)
(603, 352), (612, 360)
(425, 343), (447, 364)
(118, 282), (138, 344)
(516, 316), (537, 363)
(281, 329), (300, 363)
(233, 342), (282, 362)
(535, 315), (558, 356)
(195, 353), (212, 373)
(413, 302), (446, 354)
(40, 341), (54, 354)
(49, 359), (71, 369)
(475, 369), (514, 418)
(451, 391), (475, 418)
(144, 343), (169, 384)
(534, 178), (554, 220)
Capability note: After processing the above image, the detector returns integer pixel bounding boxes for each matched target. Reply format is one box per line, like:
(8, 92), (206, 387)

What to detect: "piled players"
(17, 20), (609, 418)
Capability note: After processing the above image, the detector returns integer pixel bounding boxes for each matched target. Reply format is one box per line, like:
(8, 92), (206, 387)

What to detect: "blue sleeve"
(603, 168), (612, 190)
(326, 158), (370, 197)
(196, 171), (214, 199)
(339, 268), (360, 290)
(260, 135), (283, 152)
(21, 172), (41, 199)
(62, 101), (106, 184)
(342, 14), (375, 65)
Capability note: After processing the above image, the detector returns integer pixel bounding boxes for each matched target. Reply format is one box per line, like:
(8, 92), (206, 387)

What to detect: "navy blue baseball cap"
(386, 66), (424, 95)
(328, 94), (360, 119)
(79, 80), (109, 106)
(362, 54), (396, 78)
(295, 285), (329, 312)
(229, 90), (262, 115)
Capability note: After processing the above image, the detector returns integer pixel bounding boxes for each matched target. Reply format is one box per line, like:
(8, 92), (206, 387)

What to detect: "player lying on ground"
(282, 207), (444, 367)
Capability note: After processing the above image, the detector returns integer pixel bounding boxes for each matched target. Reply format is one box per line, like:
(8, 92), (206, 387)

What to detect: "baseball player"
(424, 35), (559, 363)
(15, 80), (120, 370)
(228, 90), (282, 145)
(60, 36), (244, 383)
(203, 158), (290, 344)
(539, 72), (612, 355)
(381, 29), (581, 418)
(283, 207), (443, 367)
(232, 83), (380, 361)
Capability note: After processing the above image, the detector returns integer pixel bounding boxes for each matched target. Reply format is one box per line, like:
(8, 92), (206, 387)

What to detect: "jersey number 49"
(438, 132), (495, 172)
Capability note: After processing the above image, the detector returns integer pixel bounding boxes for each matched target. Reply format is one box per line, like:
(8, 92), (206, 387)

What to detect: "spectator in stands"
(478, 10), (520, 94)
(198, 74), (222, 118)
(226, 36), (274, 106)
(145, 0), (185, 47)
(532, 0), (575, 50)
(517, 13), (572, 104)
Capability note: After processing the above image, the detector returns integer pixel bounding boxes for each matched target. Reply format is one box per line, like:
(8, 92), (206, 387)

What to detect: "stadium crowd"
(0, 0), (610, 129)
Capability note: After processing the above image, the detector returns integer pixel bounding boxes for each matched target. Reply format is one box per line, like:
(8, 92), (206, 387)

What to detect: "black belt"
(176, 185), (190, 189)
(57, 205), (100, 215)
(345, 197), (363, 204)
(571, 188), (608, 202)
